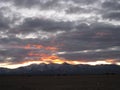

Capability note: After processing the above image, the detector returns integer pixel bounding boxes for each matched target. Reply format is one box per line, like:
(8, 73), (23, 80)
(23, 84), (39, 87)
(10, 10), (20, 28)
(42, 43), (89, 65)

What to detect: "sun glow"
(0, 58), (119, 69)
(0, 44), (120, 69)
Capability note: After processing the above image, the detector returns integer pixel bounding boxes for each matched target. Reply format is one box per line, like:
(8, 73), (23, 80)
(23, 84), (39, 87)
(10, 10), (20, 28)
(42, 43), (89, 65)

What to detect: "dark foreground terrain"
(0, 75), (120, 90)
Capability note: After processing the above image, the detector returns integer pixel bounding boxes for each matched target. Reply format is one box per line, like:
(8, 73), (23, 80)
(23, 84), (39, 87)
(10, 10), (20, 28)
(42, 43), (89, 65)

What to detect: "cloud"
(57, 46), (120, 60)
(56, 22), (120, 52)
(102, 0), (120, 10)
(103, 11), (120, 20)
(0, 12), (10, 29)
(0, 0), (120, 67)
(19, 18), (75, 32)
(71, 0), (98, 4)
(13, 0), (97, 10)
(102, 0), (120, 20)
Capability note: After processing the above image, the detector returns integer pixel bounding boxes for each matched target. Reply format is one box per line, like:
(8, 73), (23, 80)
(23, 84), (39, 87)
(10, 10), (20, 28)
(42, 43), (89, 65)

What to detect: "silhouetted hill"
(0, 64), (120, 75)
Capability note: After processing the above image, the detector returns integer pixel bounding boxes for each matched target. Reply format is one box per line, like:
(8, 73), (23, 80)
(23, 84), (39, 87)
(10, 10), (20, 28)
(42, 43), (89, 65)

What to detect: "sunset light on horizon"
(0, 0), (120, 70)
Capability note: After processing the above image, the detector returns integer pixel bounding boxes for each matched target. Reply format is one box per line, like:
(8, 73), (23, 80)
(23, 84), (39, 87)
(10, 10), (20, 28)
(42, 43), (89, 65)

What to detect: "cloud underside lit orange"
(0, 44), (120, 69)
(0, 56), (120, 69)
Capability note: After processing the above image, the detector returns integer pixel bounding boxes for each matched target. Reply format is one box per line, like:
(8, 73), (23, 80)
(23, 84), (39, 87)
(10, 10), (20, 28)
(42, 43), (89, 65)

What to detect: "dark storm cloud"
(102, 0), (120, 20)
(0, 20), (9, 29)
(13, 0), (97, 9)
(11, 19), (90, 34)
(102, 0), (120, 10)
(57, 22), (120, 52)
(59, 51), (120, 61)
(0, 0), (120, 65)
(0, 12), (9, 29)
(71, 0), (97, 4)
(0, 48), (29, 63)
(60, 22), (120, 41)
(13, 0), (40, 8)
(103, 12), (120, 20)
(19, 18), (75, 32)
(13, 0), (60, 10)
(0, 37), (54, 48)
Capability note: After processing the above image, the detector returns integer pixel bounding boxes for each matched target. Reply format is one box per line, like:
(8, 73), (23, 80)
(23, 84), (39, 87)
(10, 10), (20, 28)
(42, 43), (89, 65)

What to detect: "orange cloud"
(0, 44), (120, 69)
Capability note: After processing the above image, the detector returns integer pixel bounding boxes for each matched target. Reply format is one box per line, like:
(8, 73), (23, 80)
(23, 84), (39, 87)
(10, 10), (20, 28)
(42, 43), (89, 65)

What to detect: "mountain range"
(0, 63), (120, 75)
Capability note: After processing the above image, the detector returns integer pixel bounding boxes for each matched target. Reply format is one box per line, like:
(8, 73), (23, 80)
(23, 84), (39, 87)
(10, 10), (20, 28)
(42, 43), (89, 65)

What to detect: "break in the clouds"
(0, 0), (120, 68)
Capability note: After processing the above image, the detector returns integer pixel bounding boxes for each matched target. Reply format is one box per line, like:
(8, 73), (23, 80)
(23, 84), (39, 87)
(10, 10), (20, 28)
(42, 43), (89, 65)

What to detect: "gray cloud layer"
(0, 0), (120, 64)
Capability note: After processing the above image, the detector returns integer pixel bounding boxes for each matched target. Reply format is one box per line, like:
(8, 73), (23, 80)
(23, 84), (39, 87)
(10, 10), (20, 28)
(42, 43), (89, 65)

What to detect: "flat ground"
(0, 75), (120, 90)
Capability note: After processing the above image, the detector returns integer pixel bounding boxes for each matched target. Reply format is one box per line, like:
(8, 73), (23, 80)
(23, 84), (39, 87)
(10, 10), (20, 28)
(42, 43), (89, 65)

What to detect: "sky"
(0, 0), (120, 69)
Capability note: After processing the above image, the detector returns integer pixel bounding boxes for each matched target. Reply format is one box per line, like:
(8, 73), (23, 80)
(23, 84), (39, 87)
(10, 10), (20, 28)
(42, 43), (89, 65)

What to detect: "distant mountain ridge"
(0, 63), (120, 75)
